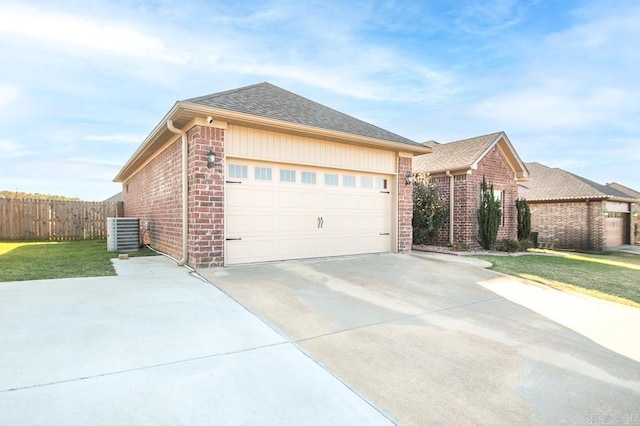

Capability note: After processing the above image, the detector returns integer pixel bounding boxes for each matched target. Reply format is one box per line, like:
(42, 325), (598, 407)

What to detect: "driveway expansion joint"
(1, 341), (289, 394)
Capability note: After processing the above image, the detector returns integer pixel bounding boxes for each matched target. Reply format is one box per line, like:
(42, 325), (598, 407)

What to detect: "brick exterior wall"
(123, 138), (183, 259)
(397, 155), (413, 253)
(123, 125), (226, 268)
(186, 125), (225, 268)
(529, 200), (605, 251)
(423, 144), (518, 249)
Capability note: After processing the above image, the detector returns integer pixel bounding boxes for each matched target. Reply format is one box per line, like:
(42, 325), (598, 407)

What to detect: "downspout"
(446, 171), (454, 244)
(166, 119), (189, 266)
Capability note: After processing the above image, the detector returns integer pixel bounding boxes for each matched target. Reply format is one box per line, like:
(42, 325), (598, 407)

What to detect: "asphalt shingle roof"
(519, 162), (634, 201)
(186, 82), (419, 146)
(412, 132), (503, 173)
(607, 182), (640, 199)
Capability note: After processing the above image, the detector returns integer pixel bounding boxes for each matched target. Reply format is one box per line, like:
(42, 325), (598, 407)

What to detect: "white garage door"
(225, 159), (392, 265)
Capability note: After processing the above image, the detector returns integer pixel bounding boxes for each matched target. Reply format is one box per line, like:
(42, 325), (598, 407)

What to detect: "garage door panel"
(252, 190), (276, 208)
(276, 215), (316, 232)
(225, 160), (392, 265)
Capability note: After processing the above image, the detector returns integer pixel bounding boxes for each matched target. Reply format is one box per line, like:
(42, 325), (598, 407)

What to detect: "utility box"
(107, 217), (140, 252)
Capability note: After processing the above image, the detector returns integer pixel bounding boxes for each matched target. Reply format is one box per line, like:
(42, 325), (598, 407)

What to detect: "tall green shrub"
(477, 176), (501, 250)
(516, 198), (531, 242)
(412, 173), (448, 244)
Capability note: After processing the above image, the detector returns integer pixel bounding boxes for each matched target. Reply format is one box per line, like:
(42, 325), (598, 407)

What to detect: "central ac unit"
(107, 217), (140, 252)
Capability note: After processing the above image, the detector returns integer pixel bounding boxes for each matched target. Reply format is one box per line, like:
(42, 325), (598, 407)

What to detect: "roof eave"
(114, 102), (185, 183)
(114, 101), (431, 183)
(180, 101), (431, 154)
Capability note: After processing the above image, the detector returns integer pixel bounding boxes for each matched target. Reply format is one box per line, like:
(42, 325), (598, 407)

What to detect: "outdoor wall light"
(405, 172), (414, 185)
(207, 150), (216, 168)
(602, 210), (609, 217)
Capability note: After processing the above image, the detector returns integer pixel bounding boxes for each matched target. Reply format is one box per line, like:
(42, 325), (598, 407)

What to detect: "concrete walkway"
(0, 256), (391, 425)
(607, 244), (640, 255)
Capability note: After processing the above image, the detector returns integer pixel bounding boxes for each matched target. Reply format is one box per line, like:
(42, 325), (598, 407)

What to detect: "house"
(103, 192), (123, 203)
(113, 82), (430, 267)
(412, 131), (529, 248)
(518, 163), (638, 250)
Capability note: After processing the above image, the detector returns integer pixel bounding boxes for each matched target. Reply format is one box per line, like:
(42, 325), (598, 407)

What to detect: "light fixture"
(602, 210), (609, 217)
(405, 172), (414, 185)
(207, 150), (216, 168)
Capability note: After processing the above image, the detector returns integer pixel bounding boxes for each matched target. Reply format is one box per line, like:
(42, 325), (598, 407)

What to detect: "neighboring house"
(114, 82), (430, 268)
(103, 192), (123, 203)
(519, 163), (638, 251)
(606, 182), (640, 244)
(412, 131), (529, 248)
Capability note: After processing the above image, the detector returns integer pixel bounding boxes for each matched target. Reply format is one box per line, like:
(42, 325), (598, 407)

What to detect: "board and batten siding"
(225, 125), (397, 174)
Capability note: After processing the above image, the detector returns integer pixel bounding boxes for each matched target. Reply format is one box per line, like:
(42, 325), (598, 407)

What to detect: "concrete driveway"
(0, 256), (391, 425)
(201, 253), (640, 425)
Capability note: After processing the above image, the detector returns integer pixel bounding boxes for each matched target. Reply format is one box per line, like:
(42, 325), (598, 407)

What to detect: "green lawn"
(475, 251), (640, 307)
(0, 240), (157, 282)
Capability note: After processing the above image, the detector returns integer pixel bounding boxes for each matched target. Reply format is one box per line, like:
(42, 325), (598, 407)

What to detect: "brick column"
(187, 125), (225, 268)
(397, 154), (413, 252)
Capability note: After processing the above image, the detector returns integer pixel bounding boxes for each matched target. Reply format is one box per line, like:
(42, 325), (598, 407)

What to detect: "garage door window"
(325, 174), (338, 186)
(301, 171), (316, 184)
(255, 167), (272, 180)
(228, 164), (247, 179)
(361, 177), (373, 189)
(280, 169), (296, 182)
(343, 175), (356, 187)
(375, 178), (387, 190)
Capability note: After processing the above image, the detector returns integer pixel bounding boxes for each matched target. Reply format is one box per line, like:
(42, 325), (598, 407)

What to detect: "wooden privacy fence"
(0, 198), (124, 240)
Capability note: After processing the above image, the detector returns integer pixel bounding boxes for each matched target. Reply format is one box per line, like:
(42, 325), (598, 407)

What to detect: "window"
(255, 167), (272, 181)
(324, 174), (338, 186)
(342, 175), (356, 187)
(228, 164), (248, 179)
(493, 190), (504, 226)
(301, 171), (316, 184)
(375, 178), (388, 190)
(360, 177), (373, 189)
(280, 169), (296, 182)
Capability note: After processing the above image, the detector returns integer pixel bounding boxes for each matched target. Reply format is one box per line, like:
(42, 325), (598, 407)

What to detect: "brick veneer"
(424, 144), (519, 248)
(123, 125), (225, 268)
(123, 138), (183, 259)
(529, 200), (605, 251)
(186, 125), (225, 268)
(397, 155), (413, 252)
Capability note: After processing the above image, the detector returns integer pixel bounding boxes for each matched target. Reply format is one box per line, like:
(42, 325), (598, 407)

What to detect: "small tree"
(412, 173), (448, 244)
(477, 176), (501, 250)
(516, 198), (531, 242)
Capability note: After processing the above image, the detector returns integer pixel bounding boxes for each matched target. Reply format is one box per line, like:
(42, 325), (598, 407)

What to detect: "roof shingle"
(186, 82), (419, 146)
(519, 162), (635, 201)
(412, 132), (504, 173)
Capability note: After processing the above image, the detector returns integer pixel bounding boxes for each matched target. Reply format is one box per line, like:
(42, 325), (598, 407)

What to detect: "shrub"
(477, 176), (502, 250)
(412, 173), (448, 244)
(496, 239), (521, 253)
(516, 198), (531, 242)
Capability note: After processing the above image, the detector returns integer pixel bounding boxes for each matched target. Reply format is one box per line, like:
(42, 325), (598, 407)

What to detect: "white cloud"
(0, 84), (21, 109)
(85, 134), (144, 144)
(0, 140), (35, 158)
(0, 4), (187, 63)
(470, 86), (629, 131)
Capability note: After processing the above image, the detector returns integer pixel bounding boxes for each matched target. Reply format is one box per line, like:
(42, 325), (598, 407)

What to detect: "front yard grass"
(0, 240), (157, 282)
(474, 250), (640, 307)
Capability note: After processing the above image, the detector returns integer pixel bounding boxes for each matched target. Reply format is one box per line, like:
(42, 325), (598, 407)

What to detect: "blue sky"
(1, 0), (638, 200)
